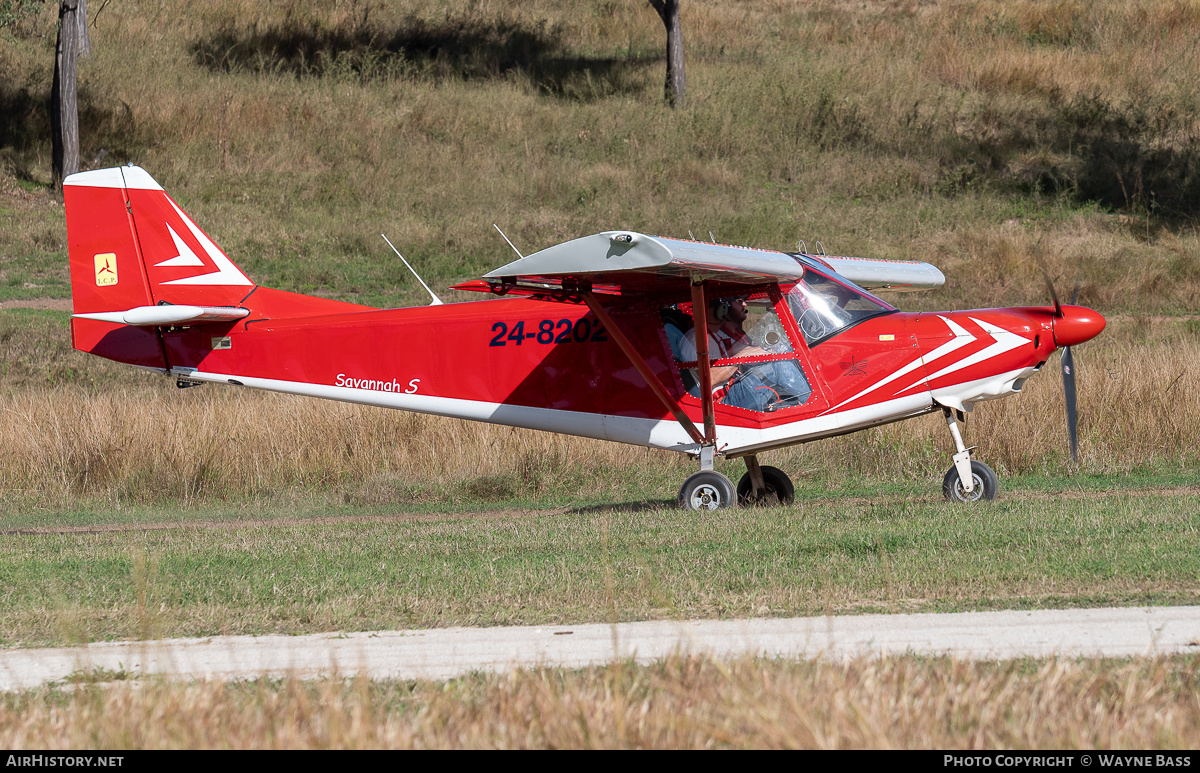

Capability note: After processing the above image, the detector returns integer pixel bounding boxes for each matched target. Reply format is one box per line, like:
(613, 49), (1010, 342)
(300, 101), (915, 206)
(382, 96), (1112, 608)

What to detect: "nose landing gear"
(941, 407), (998, 502)
(943, 460), (999, 503)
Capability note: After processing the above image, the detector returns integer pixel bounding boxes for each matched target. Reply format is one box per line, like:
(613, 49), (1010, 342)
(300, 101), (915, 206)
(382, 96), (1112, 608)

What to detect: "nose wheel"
(940, 407), (999, 502)
(942, 460), (999, 502)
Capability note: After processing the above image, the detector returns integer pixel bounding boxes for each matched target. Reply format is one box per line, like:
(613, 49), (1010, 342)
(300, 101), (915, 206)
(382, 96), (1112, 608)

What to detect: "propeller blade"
(1070, 269), (1083, 306)
(1035, 256), (1063, 318)
(1061, 345), (1078, 462)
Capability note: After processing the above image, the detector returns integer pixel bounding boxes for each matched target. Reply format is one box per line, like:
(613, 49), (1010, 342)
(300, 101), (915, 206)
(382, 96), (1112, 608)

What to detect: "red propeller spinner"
(1053, 305), (1106, 348)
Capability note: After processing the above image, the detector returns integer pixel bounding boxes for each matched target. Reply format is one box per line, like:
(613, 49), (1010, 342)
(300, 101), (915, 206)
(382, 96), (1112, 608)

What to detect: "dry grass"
(3, 654), (1198, 748)
(0, 382), (678, 510)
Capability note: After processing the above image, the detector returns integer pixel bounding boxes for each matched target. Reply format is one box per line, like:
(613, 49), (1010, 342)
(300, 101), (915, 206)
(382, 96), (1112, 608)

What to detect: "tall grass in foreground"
(0, 322), (1195, 512)
(3, 655), (1198, 748)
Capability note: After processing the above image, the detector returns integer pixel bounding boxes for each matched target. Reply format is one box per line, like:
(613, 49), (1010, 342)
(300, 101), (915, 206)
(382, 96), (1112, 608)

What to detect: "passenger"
(660, 306), (692, 361)
(660, 306), (697, 393)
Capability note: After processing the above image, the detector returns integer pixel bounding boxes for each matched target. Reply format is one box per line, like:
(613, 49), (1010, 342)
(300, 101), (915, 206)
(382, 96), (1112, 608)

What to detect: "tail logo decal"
(157, 199), (252, 287)
(93, 253), (118, 286)
(154, 225), (204, 267)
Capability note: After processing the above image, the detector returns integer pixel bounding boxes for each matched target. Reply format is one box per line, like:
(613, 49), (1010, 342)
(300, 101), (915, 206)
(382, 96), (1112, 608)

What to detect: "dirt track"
(0, 299), (72, 311)
(1, 606), (1197, 691)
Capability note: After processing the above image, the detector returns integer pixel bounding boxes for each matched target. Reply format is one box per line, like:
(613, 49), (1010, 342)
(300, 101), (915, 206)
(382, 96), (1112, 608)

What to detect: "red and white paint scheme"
(64, 166), (1106, 509)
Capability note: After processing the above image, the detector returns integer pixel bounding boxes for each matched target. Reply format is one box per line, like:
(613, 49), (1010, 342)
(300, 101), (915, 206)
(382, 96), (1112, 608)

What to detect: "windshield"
(786, 272), (894, 346)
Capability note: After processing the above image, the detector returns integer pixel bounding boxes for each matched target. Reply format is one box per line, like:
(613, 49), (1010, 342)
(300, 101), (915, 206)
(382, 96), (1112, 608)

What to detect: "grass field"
(2, 480), (1198, 648)
(4, 0), (1200, 311)
(3, 0), (1200, 748)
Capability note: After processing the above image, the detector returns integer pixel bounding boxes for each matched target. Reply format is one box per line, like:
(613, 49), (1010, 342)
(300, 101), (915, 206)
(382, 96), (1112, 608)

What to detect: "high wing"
(816, 254), (945, 292)
(482, 231), (945, 292)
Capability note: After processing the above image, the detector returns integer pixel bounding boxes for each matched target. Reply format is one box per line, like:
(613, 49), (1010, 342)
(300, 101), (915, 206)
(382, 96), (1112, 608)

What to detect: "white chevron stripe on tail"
(153, 224), (205, 267)
(160, 199), (252, 286)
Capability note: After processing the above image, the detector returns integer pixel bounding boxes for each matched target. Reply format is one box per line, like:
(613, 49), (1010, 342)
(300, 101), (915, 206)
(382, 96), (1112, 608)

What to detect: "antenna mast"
(380, 234), (443, 306)
(493, 224), (525, 259)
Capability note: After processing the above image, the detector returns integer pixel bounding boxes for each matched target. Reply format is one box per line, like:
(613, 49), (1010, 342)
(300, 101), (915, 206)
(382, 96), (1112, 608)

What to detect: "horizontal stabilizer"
(73, 305), (250, 326)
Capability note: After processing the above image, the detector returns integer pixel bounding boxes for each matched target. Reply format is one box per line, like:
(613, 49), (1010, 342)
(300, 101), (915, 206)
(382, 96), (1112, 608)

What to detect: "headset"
(711, 298), (734, 321)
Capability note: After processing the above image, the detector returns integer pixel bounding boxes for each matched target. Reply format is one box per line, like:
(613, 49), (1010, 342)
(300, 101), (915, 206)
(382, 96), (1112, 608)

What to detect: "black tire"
(678, 471), (737, 511)
(736, 465), (796, 506)
(942, 460), (999, 502)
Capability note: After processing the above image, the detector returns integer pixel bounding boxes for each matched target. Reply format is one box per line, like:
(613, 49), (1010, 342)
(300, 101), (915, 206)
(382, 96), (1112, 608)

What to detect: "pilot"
(716, 298), (752, 350)
(678, 298), (775, 412)
(716, 296), (812, 408)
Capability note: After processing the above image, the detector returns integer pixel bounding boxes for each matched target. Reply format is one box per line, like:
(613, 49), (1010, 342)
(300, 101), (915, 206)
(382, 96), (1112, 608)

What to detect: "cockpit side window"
(661, 296), (813, 414)
(786, 272), (894, 346)
(660, 305), (698, 394)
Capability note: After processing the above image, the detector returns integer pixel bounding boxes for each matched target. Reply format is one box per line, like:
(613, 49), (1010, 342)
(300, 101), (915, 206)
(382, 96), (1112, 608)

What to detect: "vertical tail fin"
(64, 165), (257, 369)
(64, 165), (376, 370)
(64, 165), (256, 315)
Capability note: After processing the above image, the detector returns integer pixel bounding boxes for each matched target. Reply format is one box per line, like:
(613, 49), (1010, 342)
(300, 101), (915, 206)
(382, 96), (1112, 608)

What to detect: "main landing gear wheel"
(942, 460), (999, 503)
(678, 471), (736, 511)
(736, 465), (795, 506)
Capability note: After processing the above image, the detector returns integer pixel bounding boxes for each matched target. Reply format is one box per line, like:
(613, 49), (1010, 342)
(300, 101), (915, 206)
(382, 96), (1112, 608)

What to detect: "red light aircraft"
(63, 166), (1106, 509)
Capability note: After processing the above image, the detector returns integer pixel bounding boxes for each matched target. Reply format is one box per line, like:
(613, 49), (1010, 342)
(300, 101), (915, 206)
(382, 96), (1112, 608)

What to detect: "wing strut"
(581, 292), (706, 446)
(689, 280), (718, 444)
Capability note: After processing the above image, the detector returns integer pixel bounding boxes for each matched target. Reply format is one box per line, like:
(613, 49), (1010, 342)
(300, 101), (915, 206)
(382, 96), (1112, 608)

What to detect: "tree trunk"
(649, 0), (685, 108)
(52, 0), (82, 193)
(78, 0), (90, 57)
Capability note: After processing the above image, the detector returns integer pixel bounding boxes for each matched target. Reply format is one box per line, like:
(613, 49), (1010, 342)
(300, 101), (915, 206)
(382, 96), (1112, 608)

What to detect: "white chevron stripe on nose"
(821, 315), (975, 415)
(900, 317), (1030, 392)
